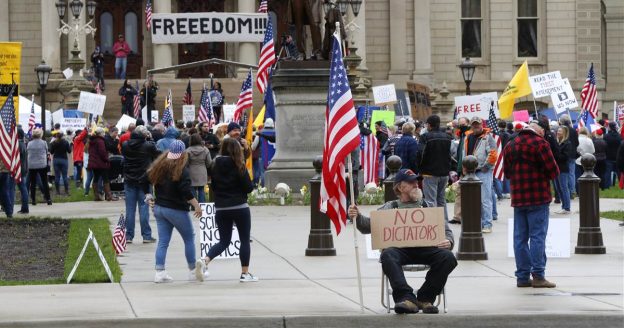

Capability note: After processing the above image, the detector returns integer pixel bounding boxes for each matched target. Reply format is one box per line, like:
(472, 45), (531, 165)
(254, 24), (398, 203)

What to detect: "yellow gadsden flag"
(498, 60), (532, 118)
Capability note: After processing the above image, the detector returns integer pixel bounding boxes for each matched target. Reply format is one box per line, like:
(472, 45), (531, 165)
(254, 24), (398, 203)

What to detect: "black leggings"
(207, 207), (251, 267)
(92, 168), (109, 184)
(29, 168), (51, 202)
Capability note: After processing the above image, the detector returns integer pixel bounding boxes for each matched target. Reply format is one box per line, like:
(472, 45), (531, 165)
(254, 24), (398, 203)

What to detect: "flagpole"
(347, 153), (365, 314)
(531, 96), (540, 119)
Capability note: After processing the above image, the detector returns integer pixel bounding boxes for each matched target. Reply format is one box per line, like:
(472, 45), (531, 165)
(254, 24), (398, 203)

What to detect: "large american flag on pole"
(256, 15), (275, 94)
(360, 134), (379, 185)
(258, 0), (268, 13)
(112, 213), (127, 255)
(320, 34), (361, 235)
(581, 63), (598, 119)
(199, 85), (216, 128)
(0, 85), (21, 183)
(28, 94), (36, 136)
(234, 69), (253, 123)
(145, 0), (153, 31)
(486, 101), (504, 181)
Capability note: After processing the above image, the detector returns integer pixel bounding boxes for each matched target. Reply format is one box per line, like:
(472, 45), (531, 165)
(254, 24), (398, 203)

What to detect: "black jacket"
(121, 133), (160, 190)
(417, 129), (452, 177)
(104, 134), (120, 155)
(154, 167), (195, 211)
(544, 130), (561, 164)
(616, 141), (624, 174)
(604, 130), (622, 161)
(50, 138), (72, 160)
(201, 131), (220, 159)
(593, 137), (607, 161)
(566, 124), (579, 151)
(555, 140), (575, 173)
(209, 156), (254, 208)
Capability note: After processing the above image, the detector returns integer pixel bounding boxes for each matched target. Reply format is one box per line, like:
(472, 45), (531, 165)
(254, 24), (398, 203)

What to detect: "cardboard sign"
(507, 218), (570, 258)
(222, 104), (236, 123)
(198, 203), (240, 259)
(151, 13), (267, 44)
(77, 91), (106, 115)
(52, 109), (64, 125)
(60, 118), (87, 132)
(183, 105), (196, 123)
(115, 115), (136, 131)
(551, 78), (578, 114)
(529, 71), (563, 98)
(512, 110), (530, 123)
(370, 110), (395, 128)
(406, 82), (431, 120)
(370, 207), (445, 250)
(372, 84), (397, 105)
(454, 92), (499, 121)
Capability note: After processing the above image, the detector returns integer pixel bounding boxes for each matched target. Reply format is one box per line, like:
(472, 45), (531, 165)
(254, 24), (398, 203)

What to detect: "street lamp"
(35, 60), (52, 132)
(350, 0), (363, 16)
(336, 0), (349, 16)
(458, 57), (476, 95)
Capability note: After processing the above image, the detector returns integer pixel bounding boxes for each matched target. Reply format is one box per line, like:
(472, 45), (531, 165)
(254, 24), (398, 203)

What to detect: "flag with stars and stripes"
(581, 63), (598, 119)
(486, 101), (504, 181)
(320, 34), (361, 235)
(145, 0), (153, 31)
(578, 109), (596, 133)
(95, 81), (102, 95)
(256, 15), (275, 94)
(234, 69), (253, 123)
(183, 79), (193, 105)
(133, 81), (141, 118)
(361, 133), (379, 185)
(162, 89), (173, 126)
(0, 85), (21, 183)
(27, 94), (36, 136)
(199, 85), (216, 128)
(258, 0), (268, 13)
(112, 213), (127, 255)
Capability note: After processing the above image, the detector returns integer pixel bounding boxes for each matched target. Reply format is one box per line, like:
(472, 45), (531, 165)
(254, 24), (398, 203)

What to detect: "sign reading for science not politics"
(151, 12), (268, 44)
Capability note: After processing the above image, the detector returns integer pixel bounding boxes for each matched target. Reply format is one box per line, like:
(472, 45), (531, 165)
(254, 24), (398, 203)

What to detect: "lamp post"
(458, 57), (476, 95)
(34, 60), (52, 132)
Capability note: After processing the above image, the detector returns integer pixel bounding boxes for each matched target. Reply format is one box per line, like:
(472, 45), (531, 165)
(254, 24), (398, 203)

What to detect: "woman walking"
(554, 126), (574, 214)
(201, 138), (256, 282)
(50, 131), (72, 195)
(186, 134), (212, 203)
(26, 129), (52, 205)
(87, 128), (111, 201)
(147, 140), (205, 283)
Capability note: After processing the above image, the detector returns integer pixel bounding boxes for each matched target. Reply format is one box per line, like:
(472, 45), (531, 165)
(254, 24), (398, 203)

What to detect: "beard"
(407, 187), (423, 202)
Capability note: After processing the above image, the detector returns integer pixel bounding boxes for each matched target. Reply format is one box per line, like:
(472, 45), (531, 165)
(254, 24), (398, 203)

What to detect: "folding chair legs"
(381, 273), (448, 313)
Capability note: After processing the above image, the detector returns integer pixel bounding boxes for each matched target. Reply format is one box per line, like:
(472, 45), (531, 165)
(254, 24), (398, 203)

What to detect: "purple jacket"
(87, 136), (110, 170)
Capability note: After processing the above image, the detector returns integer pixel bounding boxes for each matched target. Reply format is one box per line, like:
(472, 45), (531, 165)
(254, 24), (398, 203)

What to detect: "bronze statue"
(321, 1), (346, 60)
(269, 0), (323, 59)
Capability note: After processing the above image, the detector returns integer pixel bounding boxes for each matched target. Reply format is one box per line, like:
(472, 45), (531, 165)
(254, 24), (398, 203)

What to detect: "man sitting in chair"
(348, 169), (457, 314)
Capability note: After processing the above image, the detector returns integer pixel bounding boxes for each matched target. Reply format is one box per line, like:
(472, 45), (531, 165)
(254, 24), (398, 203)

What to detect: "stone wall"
(9, 0), (42, 95)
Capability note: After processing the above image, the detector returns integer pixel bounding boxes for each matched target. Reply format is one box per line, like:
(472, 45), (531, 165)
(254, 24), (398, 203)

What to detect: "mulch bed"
(0, 219), (69, 281)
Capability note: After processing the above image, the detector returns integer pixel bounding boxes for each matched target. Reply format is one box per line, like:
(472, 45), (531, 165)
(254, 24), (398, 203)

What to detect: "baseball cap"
(470, 116), (483, 125)
(394, 169), (419, 186)
(167, 140), (186, 159)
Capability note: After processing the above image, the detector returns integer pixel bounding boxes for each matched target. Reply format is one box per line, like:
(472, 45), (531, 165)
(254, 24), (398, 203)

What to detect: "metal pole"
(347, 154), (365, 314)
(305, 156), (336, 256)
(466, 82), (471, 96)
(40, 86), (46, 132)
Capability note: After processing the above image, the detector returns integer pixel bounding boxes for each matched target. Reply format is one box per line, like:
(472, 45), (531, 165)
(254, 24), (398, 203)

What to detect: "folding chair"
(381, 264), (447, 313)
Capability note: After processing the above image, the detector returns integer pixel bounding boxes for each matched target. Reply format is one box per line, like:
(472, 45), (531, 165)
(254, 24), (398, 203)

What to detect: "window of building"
(517, 0), (538, 57)
(100, 12), (113, 54)
(124, 12), (138, 53)
(461, 0), (482, 58)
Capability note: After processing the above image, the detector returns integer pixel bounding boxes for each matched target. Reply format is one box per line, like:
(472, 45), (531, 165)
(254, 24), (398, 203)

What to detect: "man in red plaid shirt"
(503, 121), (559, 288)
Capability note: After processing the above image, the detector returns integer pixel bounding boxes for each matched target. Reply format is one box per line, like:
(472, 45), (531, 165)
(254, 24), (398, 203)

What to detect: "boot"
(64, 183), (70, 196)
(55, 183), (61, 196)
(103, 182), (118, 201)
(93, 184), (102, 201)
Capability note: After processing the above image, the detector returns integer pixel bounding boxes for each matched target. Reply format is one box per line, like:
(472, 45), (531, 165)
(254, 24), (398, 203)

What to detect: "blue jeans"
(124, 183), (152, 241)
(0, 173), (14, 216)
(422, 175), (449, 222)
(476, 170), (493, 229)
(153, 205), (197, 271)
(605, 160), (617, 187)
(493, 179), (503, 199)
(502, 178), (511, 194)
(513, 204), (549, 282)
(53, 158), (69, 190)
(567, 159), (576, 194)
(115, 57), (127, 79)
(16, 175), (28, 212)
(557, 173), (571, 211)
(192, 186), (206, 203)
(84, 169), (103, 195)
(73, 162), (83, 186)
(491, 180), (498, 220)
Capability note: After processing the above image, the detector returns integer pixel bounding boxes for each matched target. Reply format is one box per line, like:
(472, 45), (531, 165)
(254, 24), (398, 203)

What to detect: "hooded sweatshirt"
(156, 126), (180, 152)
(186, 144), (212, 187)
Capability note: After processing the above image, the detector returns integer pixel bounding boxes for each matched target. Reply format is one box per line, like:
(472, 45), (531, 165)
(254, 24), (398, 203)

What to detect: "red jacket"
(113, 41), (131, 58)
(72, 129), (88, 163)
(87, 136), (110, 170)
(119, 130), (132, 151)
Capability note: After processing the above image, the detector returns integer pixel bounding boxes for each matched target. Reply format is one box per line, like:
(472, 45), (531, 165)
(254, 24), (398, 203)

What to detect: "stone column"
(41, 1), (62, 71)
(0, 0), (9, 41)
(352, 0), (367, 71)
(237, 0), (257, 78)
(152, 0), (174, 77)
(387, 0), (410, 83)
(412, 0), (433, 86)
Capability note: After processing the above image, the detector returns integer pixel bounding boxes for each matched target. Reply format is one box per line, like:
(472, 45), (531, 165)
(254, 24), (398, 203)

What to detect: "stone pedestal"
(575, 154), (606, 254)
(456, 156), (488, 260)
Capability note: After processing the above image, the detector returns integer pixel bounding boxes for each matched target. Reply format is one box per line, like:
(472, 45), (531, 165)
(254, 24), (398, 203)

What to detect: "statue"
(269, 0), (323, 59)
(321, 0), (346, 60)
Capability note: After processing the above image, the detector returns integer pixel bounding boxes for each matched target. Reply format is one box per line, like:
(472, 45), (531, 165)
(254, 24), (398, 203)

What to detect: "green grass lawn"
(599, 186), (624, 199)
(15, 181), (112, 204)
(600, 211), (624, 221)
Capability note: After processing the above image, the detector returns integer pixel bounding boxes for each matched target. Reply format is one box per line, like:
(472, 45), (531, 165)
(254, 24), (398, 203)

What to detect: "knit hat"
(167, 140), (185, 159)
(227, 122), (241, 133)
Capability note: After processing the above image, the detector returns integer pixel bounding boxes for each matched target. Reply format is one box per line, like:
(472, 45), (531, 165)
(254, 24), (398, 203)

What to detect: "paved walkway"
(0, 198), (622, 327)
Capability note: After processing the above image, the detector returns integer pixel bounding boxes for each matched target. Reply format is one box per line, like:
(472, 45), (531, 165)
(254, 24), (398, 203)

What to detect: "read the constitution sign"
(370, 207), (445, 249)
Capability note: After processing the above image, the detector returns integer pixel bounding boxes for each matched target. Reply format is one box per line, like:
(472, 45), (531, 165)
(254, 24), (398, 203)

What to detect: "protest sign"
(60, 118), (87, 132)
(454, 92), (498, 120)
(198, 203), (240, 259)
(52, 109), (64, 125)
(406, 82), (431, 120)
(183, 105), (195, 123)
(512, 110), (530, 123)
(115, 115), (136, 131)
(508, 218), (570, 258)
(0, 42), (21, 117)
(372, 84), (397, 105)
(77, 91), (106, 115)
(551, 78), (578, 114)
(62, 67), (73, 80)
(370, 207), (445, 250)
(151, 13), (267, 44)
(529, 71), (563, 98)
(222, 104), (236, 123)
(370, 110), (395, 128)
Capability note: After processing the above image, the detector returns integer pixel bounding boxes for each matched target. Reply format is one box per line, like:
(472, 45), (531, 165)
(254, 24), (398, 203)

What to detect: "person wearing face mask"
(449, 117), (470, 224)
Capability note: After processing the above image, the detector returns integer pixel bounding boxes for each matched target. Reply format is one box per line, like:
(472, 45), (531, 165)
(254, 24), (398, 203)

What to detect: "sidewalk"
(0, 198), (622, 327)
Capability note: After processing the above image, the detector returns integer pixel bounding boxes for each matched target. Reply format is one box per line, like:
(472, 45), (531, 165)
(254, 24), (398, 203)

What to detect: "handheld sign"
(454, 92), (498, 121)
(370, 207), (445, 250)
(60, 118), (87, 132)
(512, 110), (530, 123)
(115, 114), (136, 131)
(198, 203), (240, 259)
(550, 78), (578, 114)
(183, 105), (195, 123)
(529, 71), (563, 98)
(372, 84), (397, 106)
(370, 110), (395, 128)
(77, 91), (106, 116)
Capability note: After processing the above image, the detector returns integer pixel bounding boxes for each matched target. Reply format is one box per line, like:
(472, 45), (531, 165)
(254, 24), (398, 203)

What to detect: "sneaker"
(394, 300), (419, 314)
(154, 271), (173, 283)
(143, 238), (157, 244)
(493, 217), (498, 221)
(193, 259), (209, 282)
(189, 268), (210, 282)
(126, 239), (133, 244)
(517, 279), (532, 287)
(481, 227), (492, 233)
(415, 300), (439, 314)
(554, 199), (561, 204)
(449, 219), (461, 224)
(554, 209), (571, 215)
(532, 278), (556, 288)
(240, 272), (259, 282)
(502, 193), (511, 199)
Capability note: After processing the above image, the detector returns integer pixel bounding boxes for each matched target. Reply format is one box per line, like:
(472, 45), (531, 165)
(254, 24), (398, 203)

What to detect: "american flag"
(162, 89), (173, 126)
(95, 81), (102, 95)
(486, 102), (504, 181)
(258, 0), (268, 13)
(256, 16), (275, 94)
(320, 34), (361, 235)
(183, 79), (193, 105)
(360, 134), (379, 185)
(199, 85), (216, 128)
(145, 0), (153, 31)
(234, 69), (253, 123)
(112, 213), (127, 255)
(0, 85), (21, 183)
(28, 94), (36, 135)
(578, 109), (595, 133)
(133, 81), (141, 118)
(580, 63), (598, 118)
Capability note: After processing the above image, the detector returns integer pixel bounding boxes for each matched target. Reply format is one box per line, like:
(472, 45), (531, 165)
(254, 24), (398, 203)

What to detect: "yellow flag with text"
(245, 108), (253, 179)
(498, 60), (532, 118)
(0, 42), (21, 118)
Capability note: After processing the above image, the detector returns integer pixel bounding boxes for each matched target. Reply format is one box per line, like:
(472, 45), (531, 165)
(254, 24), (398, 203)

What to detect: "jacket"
(604, 130), (622, 161)
(503, 129), (559, 207)
(112, 40), (131, 58)
(121, 133), (160, 189)
(87, 136), (110, 170)
(156, 127), (180, 152)
(154, 167), (195, 211)
(209, 156), (254, 208)
(19, 139), (27, 174)
(462, 129), (498, 171)
(50, 138), (72, 160)
(186, 145), (212, 187)
(576, 135), (595, 165)
(72, 129), (88, 163)
(592, 137), (607, 161)
(118, 85), (136, 116)
(417, 128), (453, 177)
(200, 131), (220, 159)
(617, 141), (624, 174)
(394, 134), (419, 173)
(555, 140), (575, 173)
(104, 134), (120, 155)
(26, 139), (48, 170)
